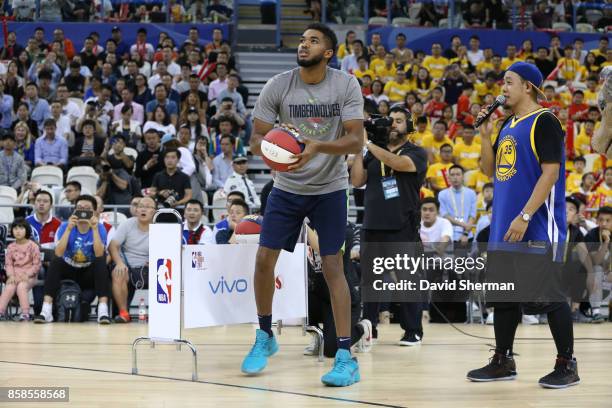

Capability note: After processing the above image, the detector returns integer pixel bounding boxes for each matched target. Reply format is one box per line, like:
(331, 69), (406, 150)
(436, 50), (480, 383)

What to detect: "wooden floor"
(0, 321), (610, 408)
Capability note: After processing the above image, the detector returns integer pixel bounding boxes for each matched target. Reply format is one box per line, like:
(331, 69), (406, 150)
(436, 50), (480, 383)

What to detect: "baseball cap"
(110, 135), (125, 145)
(565, 195), (582, 212)
(111, 26), (120, 33)
(233, 154), (248, 164)
(160, 133), (175, 146)
(506, 61), (547, 101)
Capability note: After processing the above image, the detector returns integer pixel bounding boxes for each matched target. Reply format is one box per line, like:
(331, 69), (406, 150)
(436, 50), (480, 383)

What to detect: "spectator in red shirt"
(424, 87), (447, 120)
(456, 83), (474, 121)
(568, 90), (589, 122)
(51, 28), (75, 61)
(540, 85), (563, 110)
(26, 190), (61, 248)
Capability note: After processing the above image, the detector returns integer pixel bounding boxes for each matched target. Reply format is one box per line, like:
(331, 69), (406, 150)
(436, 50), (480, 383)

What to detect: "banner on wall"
(183, 244), (307, 328)
(148, 223), (182, 341)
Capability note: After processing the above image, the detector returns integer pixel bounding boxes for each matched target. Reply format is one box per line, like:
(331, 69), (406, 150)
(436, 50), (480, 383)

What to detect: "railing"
(0, 202), (366, 227)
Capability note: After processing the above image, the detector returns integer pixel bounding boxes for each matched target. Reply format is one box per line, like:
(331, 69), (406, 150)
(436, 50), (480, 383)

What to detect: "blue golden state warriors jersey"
(489, 108), (567, 261)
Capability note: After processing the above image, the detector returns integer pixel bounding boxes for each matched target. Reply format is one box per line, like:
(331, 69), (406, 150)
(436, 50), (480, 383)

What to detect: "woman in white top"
(366, 79), (390, 105)
(143, 105), (176, 136)
(111, 104), (143, 150)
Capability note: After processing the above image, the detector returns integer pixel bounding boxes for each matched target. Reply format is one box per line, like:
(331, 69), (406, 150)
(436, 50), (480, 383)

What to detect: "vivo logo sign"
(209, 276), (248, 294)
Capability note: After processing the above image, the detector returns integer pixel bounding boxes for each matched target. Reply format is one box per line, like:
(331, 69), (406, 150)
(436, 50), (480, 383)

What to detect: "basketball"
(235, 215), (263, 244)
(260, 128), (304, 172)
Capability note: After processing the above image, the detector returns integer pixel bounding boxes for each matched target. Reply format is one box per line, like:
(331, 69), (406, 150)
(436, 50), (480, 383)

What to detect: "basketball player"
(242, 23), (364, 387)
(467, 62), (579, 388)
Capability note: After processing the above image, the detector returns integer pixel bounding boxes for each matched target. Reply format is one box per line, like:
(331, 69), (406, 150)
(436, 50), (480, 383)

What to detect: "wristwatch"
(520, 210), (531, 222)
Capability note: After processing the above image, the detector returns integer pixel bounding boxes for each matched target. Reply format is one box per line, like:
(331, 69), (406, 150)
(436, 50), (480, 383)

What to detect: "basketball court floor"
(1, 322), (610, 407)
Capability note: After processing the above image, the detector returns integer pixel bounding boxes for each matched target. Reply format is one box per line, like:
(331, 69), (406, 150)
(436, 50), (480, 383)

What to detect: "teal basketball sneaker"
(321, 349), (360, 386)
(241, 329), (279, 374)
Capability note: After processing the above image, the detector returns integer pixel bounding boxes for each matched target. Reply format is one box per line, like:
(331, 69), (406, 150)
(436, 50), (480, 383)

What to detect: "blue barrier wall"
(369, 27), (609, 55)
(5, 23), (231, 51)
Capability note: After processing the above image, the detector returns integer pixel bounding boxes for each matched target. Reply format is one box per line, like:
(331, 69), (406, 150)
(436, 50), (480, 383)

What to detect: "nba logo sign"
(191, 251), (205, 270)
(156, 259), (172, 304)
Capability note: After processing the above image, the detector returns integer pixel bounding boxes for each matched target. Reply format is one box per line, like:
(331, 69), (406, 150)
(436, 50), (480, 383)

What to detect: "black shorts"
(486, 250), (566, 306)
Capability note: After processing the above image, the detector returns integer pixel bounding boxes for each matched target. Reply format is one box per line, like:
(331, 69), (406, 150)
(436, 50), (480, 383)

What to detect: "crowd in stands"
(340, 31), (611, 215)
(2, 0), (233, 23)
(0, 17), (609, 329)
(0, 23), (263, 323)
(339, 29), (611, 325)
(321, 0), (611, 30)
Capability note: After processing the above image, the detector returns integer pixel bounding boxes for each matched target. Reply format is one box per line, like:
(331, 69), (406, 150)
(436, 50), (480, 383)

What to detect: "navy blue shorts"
(260, 187), (347, 256)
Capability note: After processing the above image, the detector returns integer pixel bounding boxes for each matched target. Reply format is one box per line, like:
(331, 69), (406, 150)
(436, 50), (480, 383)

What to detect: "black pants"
(308, 272), (362, 358)
(43, 257), (111, 300)
(361, 227), (423, 337)
(494, 302), (574, 359)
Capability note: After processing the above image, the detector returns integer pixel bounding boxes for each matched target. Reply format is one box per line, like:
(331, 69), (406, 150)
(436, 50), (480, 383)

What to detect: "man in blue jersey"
(242, 23), (364, 386)
(467, 62), (579, 389)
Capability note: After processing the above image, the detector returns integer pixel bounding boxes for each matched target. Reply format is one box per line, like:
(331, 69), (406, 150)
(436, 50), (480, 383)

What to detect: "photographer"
(96, 149), (137, 216)
(210, 97), (245, 130)
(351, 106), (428, 345)
(76, 101), (105, 138)
(148, 148), (192, 208)
(33, 195), (111, 324)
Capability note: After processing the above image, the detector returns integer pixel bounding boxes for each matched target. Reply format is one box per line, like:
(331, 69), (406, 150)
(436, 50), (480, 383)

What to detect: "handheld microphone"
(474, 95), (506, 128)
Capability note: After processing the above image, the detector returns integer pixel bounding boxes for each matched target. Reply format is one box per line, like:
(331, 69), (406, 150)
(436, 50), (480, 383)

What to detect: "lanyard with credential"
(450, 188), (465, 221)
(379, 146), (403, 177)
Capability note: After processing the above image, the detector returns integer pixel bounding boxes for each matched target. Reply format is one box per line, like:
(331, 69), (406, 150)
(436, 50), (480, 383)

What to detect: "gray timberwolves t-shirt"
(253, 67), (364, 195)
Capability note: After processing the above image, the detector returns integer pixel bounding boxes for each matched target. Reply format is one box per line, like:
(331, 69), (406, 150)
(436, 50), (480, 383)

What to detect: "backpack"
(55, 280), (82, 322)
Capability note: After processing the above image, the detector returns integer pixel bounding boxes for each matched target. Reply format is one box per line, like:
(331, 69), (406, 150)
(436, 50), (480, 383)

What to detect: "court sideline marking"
(0, 360), (407, 408)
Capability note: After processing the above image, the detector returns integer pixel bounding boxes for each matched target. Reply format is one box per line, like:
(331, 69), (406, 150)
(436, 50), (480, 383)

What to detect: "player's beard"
(297, 53), (324, 67)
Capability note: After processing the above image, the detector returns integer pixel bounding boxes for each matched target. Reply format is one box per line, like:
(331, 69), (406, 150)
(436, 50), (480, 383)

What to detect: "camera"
(162, 190), (178, 208)
(102, 164), (111, 172)
(75, 210), (93, 220)
(364, 115), (393, 147)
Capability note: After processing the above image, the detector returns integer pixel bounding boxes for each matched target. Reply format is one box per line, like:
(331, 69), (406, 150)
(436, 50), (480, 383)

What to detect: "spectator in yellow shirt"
(426, 143), (454, 193)
(574, 120), (595, 157)
(467, 166), (492, 194)
(474, 73), (501, 105)
(566, 156), (586, 194)
(336, 30), (355, 61)
(595, 167), (612, 207)
(369, 44), (387, 72)
(475, 182), (494, 218)
(556, 46), (583, 82)
(583, 75), (600, 106)
(475, 48), (494, 77)
(413, 67), (436, 101)
(354, 56), (376, 81)
(501, 44), (523, 70)
(375, 53), (397, 83)
(454, 125), (481, 171)
(422, 43), (449, 80)
(383, 66), (413, 102)
(423, 120), (453, 163)
(412, 115), (433, 147)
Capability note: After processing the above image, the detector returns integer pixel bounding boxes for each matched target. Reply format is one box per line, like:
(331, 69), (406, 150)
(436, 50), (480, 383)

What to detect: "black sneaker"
(33, 314), (51, 324)
(398, 332), (422, 346)
(538, 357), (580, 389)
(98, 315), (111, 325)
(467, 352), (517, 382)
